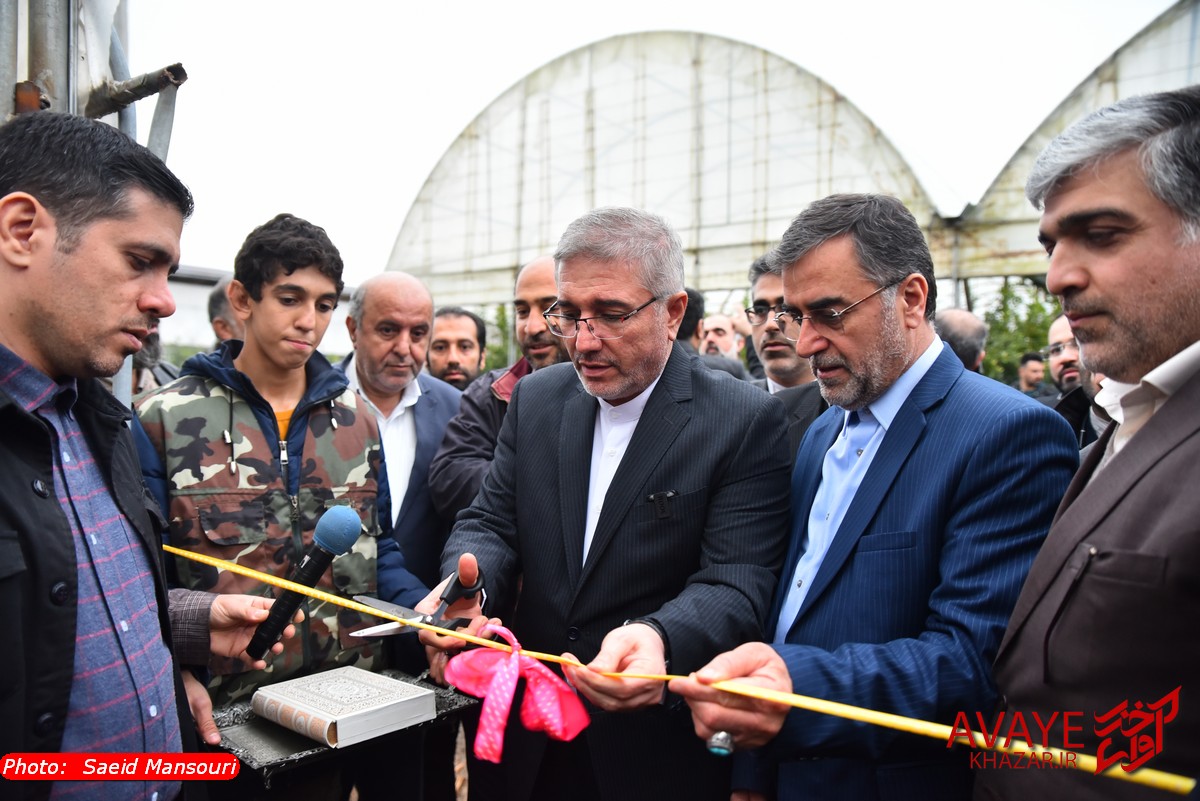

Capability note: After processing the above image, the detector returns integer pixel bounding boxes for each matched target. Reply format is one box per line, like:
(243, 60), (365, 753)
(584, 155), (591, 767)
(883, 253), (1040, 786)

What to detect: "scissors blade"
(353, 595), (423, 621)
(350, 620), (412, 638)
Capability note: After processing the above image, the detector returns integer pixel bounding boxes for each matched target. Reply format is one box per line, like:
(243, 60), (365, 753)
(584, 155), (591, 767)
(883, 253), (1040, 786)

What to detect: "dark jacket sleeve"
(427, 373), (506, 519)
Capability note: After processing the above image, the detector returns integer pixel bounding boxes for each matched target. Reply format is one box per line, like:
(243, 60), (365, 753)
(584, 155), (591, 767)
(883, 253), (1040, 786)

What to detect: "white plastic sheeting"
(956, 0), (1200, 279)
(390, 3), (1199, 308)
(387, 31), (942, 307)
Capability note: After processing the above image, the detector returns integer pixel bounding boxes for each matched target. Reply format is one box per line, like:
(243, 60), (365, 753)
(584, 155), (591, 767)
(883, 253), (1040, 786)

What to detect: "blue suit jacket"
(389, 372), (463, 588)
(337, 359), (462, 591)
(748, 346), (1079, 801)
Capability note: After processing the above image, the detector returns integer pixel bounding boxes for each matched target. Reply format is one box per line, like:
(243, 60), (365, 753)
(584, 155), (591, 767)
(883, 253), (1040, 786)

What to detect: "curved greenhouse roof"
(387, 31), (944, 306)
(390, 5), (1200, 308)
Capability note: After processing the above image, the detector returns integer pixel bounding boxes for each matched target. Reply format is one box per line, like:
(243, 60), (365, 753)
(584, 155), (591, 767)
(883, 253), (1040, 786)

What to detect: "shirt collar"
(1094, 338), (1200, 425)
(345, 353), (423, 420)
(0, 342), (78, 414)
(858, 336), (944, 432)
(596, 373), (661, 421)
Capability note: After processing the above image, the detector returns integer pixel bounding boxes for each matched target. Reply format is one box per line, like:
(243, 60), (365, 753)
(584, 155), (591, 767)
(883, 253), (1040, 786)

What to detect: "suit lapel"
(998, 369), (1200, 655)
(559, 383), (596, 588)
(577, 348), (693, 595)
(769, 410), (839, 625)
(791, 348), (959, 627)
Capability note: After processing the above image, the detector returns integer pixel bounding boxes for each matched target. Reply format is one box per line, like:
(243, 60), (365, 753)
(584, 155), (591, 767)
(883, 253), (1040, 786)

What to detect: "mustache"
(759, 332), (792, 348)
(1059, 293), (1102, 318)
(810, 354), (846, 372)
(524, 332), (555, 347)
(574, 354), (615, 369)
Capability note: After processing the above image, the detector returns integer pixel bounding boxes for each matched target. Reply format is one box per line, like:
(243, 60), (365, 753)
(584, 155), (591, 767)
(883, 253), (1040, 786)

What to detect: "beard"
(522, 331), (568, 369)
(812, 309), (907, 410)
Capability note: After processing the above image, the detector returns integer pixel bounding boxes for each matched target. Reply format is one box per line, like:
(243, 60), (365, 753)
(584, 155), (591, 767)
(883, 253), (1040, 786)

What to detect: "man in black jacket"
(428, 256), (568, 518)
(0, 112), (291, 801)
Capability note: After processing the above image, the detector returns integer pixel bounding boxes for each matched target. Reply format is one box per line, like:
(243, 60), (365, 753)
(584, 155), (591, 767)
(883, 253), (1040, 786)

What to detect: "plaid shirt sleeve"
(168, 588), (216, 667)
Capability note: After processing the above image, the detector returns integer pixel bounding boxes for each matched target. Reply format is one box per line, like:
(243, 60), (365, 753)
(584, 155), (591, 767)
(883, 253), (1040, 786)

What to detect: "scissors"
(351, 568), (484, 638)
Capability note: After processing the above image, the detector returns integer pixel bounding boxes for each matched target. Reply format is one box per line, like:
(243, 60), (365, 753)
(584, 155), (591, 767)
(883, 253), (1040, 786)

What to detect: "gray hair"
(1026, 85), (1200, 242)
(553, 207), (685, 298)
(207, 277), (234, 324)
(770, 193), (937, 319)
(347, 284), (368, 327)
(935, 308), (988, 370)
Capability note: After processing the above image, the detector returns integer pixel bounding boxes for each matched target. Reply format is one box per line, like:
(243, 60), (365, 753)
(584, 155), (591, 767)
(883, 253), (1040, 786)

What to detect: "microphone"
(245, 504), (363, 660)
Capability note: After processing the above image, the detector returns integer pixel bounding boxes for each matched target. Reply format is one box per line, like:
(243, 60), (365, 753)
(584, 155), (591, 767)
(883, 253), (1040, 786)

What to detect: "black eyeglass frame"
(744, 303), (789, 327)
(773, 280), (904, 342)
(542, 296), (660, 340)
(1041, 338), (1079, 359)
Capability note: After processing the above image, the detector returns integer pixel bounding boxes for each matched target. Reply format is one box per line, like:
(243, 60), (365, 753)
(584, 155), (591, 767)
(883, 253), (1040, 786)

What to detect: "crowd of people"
(1, 83), (1196, 801)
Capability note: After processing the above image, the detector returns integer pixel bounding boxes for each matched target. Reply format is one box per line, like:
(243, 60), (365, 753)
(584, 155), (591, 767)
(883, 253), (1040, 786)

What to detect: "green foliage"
(981, 278), (1060, 384)
(485, 303), (511, 371)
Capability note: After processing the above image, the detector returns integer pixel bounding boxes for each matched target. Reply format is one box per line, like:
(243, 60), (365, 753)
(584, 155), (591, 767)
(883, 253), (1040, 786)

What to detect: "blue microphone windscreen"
(313, 504), (364, 555)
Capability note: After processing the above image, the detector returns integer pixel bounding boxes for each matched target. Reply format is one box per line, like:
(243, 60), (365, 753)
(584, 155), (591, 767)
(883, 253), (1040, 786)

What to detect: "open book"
(251, 666), (436, 748)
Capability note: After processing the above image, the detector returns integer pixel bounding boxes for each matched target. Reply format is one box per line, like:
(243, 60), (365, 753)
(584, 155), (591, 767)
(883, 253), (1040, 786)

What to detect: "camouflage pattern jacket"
(134, 342), (423, 705)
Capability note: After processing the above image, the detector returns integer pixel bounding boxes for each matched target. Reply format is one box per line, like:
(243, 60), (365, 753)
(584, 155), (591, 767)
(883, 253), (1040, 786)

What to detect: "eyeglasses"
(1042, 338), (1079, 359)
(543, 296), (659, 340)
(745, 303), (788, 326)
(773, 281), (901, 342)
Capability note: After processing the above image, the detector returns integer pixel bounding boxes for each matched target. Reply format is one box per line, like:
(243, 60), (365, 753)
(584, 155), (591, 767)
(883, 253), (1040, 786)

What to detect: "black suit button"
(32, 479), (50, 498)
(34, 712), (56, 736)
(567, 627), (580, 642)
(50, 581), (71, 605)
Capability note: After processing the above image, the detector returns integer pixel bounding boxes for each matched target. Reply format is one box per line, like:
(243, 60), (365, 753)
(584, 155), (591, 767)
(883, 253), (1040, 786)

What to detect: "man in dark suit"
(343, 272), (462, 590)
(978, 86), (1200, 800)
(670, 194), (1078, 800)
(423, 207), (792, 801)
(774, 381), (827, 460)
(679, 286), (750, 379)
(746, 254), (815, 393)
(1038, 314), (1107, 448)
(342, 271), (462, 801)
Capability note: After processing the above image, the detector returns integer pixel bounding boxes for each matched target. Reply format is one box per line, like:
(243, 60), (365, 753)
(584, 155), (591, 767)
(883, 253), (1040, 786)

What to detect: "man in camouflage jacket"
(134, 215), (426, 730)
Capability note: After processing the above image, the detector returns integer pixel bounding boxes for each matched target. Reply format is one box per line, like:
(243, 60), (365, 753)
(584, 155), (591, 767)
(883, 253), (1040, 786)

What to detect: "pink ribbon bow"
(444, 624), (590, 763)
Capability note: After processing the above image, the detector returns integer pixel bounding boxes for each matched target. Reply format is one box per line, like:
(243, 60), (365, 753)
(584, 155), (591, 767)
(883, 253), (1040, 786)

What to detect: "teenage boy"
(135, 214), (426, 743)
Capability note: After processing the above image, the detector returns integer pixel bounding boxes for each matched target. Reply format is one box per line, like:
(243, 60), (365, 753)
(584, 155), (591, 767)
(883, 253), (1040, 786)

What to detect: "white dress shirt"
(345, 355), (422, 525)
(582, 375), (662, 564)
(1094, 338), (1200, 469)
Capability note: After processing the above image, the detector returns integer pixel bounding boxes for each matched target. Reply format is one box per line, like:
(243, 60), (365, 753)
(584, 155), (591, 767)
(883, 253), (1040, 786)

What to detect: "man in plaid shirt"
(0, 112), (296, 801)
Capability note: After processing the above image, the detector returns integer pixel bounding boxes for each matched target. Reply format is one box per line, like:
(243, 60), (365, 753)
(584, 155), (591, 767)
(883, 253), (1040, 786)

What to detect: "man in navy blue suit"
(341, 271), (462, 801)
(671, 194), (1079, 801)
(343, 272), (462, 590)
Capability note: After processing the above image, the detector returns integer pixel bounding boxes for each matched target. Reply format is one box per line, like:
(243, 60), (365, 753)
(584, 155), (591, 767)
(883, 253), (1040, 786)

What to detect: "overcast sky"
(129, 0), (1177, 287)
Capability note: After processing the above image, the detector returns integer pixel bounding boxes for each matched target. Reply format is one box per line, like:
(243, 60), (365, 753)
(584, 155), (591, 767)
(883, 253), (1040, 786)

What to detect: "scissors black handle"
(428, 567), (485, 631)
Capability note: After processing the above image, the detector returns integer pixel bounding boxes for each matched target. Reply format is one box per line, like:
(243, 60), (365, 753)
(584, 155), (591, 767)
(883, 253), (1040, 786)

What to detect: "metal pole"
(0, 0), (17, 118)
(28, 0), (72, 113)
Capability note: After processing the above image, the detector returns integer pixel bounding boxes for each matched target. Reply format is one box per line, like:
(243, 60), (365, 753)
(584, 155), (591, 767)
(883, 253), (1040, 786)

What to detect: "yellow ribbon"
(164, 545), (1195, 795)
